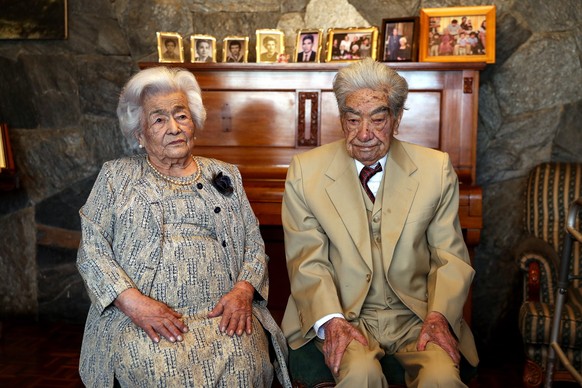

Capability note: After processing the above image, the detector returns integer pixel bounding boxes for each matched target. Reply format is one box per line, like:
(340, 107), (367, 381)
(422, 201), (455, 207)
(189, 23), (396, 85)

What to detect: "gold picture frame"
(222, 36), (249, 63)
(191, 35), (217, 63)
(294, 29), (323, 63)
(255, 29), (285, 63)
(325, 26), (378, 62)
(419, 5), (496, 63)
(156, 32), (184, 63)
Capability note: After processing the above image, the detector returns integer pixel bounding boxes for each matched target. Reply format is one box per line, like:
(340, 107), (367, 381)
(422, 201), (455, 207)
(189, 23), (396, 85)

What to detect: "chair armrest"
(515, 236), (559, 304)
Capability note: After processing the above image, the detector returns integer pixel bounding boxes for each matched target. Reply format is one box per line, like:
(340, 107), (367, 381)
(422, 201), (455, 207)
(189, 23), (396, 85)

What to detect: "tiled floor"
(0, 319), (578, 388)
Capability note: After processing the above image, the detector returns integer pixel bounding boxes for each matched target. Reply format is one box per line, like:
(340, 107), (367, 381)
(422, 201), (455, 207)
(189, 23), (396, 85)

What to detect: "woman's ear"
(136, 132), (144, 148)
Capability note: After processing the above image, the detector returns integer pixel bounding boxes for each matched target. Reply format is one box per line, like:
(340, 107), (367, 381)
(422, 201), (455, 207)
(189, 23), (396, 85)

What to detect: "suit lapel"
(325, 143), (373, 269)
(380, 140), (418, 268)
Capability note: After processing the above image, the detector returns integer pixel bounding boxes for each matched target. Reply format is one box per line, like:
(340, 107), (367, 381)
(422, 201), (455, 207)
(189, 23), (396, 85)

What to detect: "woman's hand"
(114, 288), (189, 343)
(208, 281), (254, 336)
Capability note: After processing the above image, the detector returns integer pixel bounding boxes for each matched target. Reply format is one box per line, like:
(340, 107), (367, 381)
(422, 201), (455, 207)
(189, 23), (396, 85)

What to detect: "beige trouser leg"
(315, 320), (388, 388)
(395, 340), (466, 388)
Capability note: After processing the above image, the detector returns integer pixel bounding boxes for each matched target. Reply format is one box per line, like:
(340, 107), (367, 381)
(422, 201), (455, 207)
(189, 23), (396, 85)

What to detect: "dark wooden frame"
(379, 17), (419, 62)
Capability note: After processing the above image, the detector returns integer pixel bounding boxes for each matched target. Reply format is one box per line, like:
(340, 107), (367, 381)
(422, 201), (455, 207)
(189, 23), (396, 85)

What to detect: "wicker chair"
(517, 162), (582, 387)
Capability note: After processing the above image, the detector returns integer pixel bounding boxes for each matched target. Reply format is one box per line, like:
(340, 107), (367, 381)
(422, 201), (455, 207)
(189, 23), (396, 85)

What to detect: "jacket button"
(197, 183), (203, 189)
(222, 240), (227, 247)
(214, 207), (221, 213)
(347, 312), (357, 320)
(366, 274), (371, 282)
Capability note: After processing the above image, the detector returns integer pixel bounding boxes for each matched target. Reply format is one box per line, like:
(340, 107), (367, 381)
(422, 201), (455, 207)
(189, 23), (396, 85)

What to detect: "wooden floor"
(0, 319), (579, 388)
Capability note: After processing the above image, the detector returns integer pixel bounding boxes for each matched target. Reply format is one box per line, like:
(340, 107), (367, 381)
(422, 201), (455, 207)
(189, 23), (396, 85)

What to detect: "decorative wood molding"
(297, 91), (319, 147)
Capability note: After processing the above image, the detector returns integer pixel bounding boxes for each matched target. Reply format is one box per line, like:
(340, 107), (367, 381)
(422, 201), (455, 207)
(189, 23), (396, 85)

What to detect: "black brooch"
(212, 171), (234, 196)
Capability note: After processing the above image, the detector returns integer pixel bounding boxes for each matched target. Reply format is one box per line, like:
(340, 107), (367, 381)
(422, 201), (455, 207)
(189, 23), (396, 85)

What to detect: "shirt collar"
(355, 155), (387, 175)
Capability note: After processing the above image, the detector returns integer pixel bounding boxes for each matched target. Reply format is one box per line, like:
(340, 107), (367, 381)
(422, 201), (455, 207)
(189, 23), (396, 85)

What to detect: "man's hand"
(322, 317), (368, 376)
(114, 288), (188, 343)
(416, 311), (460, 365)
(208, 281), (254, 336)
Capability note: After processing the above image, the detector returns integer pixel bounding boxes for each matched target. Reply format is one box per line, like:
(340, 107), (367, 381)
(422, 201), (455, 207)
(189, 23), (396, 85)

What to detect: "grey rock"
(0, 208), (38, 316)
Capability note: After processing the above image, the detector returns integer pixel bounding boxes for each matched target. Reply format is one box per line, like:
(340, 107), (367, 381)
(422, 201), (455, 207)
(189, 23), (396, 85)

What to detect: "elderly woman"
(77, 67), (291, 387)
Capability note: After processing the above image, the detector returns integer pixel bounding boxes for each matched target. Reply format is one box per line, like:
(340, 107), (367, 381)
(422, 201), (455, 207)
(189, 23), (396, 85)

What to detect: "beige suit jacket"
(281, 139), (478, 366)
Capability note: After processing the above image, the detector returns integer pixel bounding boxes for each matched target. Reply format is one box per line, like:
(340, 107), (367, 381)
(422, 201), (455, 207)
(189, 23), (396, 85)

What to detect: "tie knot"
(359, 163), (382, 185)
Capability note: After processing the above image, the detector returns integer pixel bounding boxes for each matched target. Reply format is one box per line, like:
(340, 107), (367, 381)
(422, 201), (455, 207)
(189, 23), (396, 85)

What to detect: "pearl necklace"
(146, 155), (201, 186)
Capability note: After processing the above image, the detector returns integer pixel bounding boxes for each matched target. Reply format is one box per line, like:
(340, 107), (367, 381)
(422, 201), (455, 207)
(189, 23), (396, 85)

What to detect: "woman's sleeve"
(77, 164), (136, 314)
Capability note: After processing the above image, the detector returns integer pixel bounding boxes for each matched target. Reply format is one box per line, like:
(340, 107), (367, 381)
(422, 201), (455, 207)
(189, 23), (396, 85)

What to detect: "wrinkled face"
(341, 88), (400, 166)
(138, 91), (195, 163)
(302, 38), (313, 53)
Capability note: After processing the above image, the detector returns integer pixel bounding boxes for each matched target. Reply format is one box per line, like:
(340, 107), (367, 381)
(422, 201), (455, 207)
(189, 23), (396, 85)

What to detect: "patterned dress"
(77, 155), (290, 387)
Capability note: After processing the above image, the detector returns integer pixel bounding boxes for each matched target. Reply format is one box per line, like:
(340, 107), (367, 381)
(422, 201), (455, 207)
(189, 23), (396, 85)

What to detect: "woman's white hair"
(117, 66), (207, 150)
(333, 58), (408, 121)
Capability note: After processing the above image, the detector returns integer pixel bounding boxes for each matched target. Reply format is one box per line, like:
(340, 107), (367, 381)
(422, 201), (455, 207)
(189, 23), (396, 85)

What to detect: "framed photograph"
(0, 0), (68, 40)
(380, 17), (419, 62)
(255, 29), (285, 63)
(157, 32), (184, 63)
(191, 35), (217, 63)
(223, 36), (249, 63)
(294, 29), (323, 63)
(325, 26), (378, 62)
(419, 5), (496, 63)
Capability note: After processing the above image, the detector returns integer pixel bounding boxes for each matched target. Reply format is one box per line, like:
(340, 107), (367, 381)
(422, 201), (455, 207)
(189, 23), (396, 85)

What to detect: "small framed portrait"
(325, 26), (378, 62)
(380, 17), (419, 62)
(255, 29), (285, 63)
(294, 29), (323, 63)
(222, 36), (249, 63)
(190, 35), (217, 63)
(419, 5), (496, 63)
(156, 32), (184, 63)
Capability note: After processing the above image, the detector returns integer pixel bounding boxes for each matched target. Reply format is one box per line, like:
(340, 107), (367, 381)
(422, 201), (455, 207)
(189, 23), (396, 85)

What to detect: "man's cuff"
(314, 313), (344, 339)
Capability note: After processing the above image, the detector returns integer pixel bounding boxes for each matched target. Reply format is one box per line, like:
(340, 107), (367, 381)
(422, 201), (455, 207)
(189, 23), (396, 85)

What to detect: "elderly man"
(281, 58), (478, 387)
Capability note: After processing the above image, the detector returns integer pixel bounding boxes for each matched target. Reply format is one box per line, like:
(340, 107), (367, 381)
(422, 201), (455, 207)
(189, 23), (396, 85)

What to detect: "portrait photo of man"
(226, 40), (244, 62)
(156, 32), (184, 63)
(296, 33), (317, 62)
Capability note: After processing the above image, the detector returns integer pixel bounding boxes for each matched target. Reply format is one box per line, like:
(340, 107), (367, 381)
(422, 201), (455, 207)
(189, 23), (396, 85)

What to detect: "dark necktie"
(359, 163), (382, 203)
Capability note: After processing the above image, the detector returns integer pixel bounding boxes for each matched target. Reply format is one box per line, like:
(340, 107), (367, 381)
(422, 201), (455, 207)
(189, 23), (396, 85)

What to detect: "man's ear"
(392, 111), (404, 136)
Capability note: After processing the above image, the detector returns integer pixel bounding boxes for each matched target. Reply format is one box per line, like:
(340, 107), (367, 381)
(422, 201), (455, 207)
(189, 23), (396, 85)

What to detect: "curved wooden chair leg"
(523, 359), (543, 388)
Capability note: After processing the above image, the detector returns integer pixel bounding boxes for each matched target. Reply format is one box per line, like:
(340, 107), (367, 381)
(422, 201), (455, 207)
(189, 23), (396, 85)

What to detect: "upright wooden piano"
(139, 62), (484, 322)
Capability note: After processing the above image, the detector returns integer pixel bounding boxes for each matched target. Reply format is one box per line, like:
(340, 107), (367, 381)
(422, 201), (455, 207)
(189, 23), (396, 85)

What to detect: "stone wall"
(0, 0), (580, 362)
